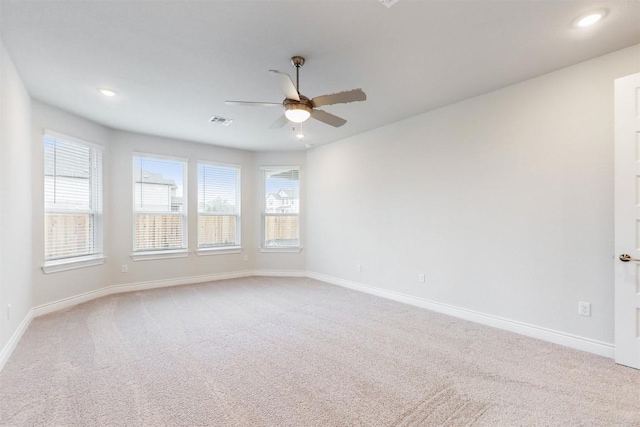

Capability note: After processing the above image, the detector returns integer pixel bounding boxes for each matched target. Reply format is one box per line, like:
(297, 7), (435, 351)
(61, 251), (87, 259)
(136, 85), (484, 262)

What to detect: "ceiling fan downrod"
(291, 56), (305, 94)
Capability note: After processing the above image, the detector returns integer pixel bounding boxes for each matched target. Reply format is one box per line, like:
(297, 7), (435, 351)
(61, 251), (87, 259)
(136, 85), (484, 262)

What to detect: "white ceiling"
(1, 1), (639, 151)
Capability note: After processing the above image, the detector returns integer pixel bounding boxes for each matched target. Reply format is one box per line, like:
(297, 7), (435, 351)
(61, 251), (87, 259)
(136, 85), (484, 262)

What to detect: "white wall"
(10, 37), (638, 358)
(31, 102), (113, 306)
(0, 39), (33, 351)
(28, 102), (307, 307)
(108, 130), (255, 285)
(30, 105), (261, 304)
(306, 44), (640, 345)
(252, 151), (307, 272)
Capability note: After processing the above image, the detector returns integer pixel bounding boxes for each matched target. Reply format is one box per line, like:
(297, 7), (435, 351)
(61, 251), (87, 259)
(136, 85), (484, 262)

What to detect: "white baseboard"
(0, 309), (33, 371)
(33, 287), (112, 318)
(307, 271), (615, 359)
(33, 270), (253, 318)
(2, 269), (616, 373)
(106, 270), (254, 295)
(252, 269), (307, 277)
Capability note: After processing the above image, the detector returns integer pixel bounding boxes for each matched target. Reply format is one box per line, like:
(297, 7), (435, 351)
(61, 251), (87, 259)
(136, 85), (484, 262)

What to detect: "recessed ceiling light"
(575, 10), (606, 28)
(98, 88), (117, 97)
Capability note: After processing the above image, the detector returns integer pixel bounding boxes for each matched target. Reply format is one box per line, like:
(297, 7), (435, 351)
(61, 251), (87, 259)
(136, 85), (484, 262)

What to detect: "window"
(261, 167), (300, 248)
(133, 154), (187, 254)
(197, 162), (241, 251)
(44, 132), (103, 266)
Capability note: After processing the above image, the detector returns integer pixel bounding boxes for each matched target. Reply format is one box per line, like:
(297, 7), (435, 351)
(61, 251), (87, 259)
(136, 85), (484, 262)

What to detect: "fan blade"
(269, 70), (300, 101)
(311, 89), (366, 107)
(310, 109), (347, 127)
(225, 101), (281, 107)
(269, 115), (289, 129)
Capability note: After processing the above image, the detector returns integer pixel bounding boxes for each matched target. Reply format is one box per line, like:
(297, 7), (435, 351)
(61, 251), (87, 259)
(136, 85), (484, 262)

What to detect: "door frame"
(614, 72), (640, 369)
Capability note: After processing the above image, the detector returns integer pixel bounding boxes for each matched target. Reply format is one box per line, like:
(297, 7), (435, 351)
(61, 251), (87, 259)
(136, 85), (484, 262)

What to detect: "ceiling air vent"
(378, 0), (399, 8)
(209, 116), (234, 126)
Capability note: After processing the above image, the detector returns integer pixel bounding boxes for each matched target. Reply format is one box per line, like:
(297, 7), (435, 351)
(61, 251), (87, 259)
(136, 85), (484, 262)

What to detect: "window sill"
(196, 247), (242, 256)
(130, 250), (189, 261)
(258, 246), (303, 254)
(42, 255), (106, 274)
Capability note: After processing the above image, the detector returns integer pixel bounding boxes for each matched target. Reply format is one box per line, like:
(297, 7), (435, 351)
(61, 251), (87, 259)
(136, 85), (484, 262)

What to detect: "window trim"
(42, 255), (106, 274)
(130, 249), (190, 262)
(44, 129), (104, 151)
(197, 160), (242, 252)
(258, 246), (303, 254)
(132, 152), (189, 254)
(260, 166), (301, 251)
(43, 130), (104, 270)
(196, 247), (242, 256)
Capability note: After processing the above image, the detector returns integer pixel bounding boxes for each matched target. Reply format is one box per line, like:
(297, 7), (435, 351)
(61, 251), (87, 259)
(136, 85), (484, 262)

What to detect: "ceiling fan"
(225, 56), (366, 128)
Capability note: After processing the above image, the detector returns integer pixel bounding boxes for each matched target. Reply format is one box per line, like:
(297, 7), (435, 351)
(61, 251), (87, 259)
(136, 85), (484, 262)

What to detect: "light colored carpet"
(1, 276), (639, 426)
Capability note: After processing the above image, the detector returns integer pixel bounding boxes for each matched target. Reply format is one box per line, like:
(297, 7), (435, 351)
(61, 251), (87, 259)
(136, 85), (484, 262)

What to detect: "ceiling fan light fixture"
(284, 103), (311, 123)
(227, 56), (364, 129)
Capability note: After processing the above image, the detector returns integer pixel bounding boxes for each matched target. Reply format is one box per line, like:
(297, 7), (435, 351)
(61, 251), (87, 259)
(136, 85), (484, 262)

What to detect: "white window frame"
(42, 130), (105, 273)
(260, 166), (302, 253)
(131, 153), (188, 261)
(196, 161), (242, 256)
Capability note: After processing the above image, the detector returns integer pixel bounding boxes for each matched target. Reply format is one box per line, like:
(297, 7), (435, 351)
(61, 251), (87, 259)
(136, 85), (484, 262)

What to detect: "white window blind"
(262, 167), (300, 248)
(198, 162), (241, 249)
(44, 133), (103, 262)
(133, 155), (187, 252)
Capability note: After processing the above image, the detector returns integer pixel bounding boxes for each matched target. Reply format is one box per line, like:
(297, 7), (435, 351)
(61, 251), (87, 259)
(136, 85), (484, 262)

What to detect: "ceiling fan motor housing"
(291, 56), (305, 68)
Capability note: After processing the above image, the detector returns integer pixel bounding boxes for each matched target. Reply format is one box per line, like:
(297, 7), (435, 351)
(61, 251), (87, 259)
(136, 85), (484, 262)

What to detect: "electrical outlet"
(578, 301), (591, 317)
(243, 255), (248, 262)
(418, 273), (426, 283)
(7, 304), (11, 320)
(356, 264), (362, 273)
(121, 264), (128, 273)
